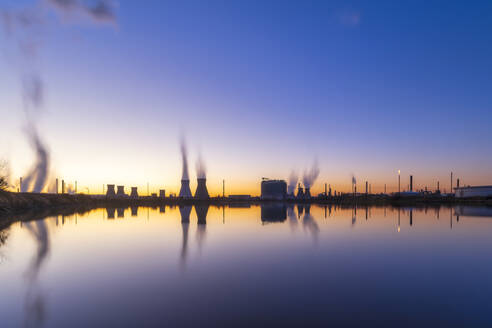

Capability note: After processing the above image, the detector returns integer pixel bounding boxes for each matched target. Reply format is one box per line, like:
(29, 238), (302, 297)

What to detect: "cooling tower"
(130, 187), (138, 198)
(305, 187), (312, 199)
(296, 183), (305, 199)
(116, 185), (126, 197)
(179, 179), (192, 198)
(159, 189), (166, 198)
(194, 178), (210, 200)
(106, 184), (116, 197)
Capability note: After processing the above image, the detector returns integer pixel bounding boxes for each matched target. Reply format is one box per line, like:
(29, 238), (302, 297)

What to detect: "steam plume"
(180, 137), (189, 181)
(21, 126), (49, 193)
(195, 152), (206, 179)
(302, 159), (320, 189)
(287, 170), (298, 194)
(352, 175), (356, 185)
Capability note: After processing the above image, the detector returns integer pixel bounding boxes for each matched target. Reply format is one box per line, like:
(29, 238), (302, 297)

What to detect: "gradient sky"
(1, 0), (492, 195)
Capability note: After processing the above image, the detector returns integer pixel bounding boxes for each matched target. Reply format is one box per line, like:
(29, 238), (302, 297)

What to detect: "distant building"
(261, 179), (287, 200)
(455, 186), (492, 198)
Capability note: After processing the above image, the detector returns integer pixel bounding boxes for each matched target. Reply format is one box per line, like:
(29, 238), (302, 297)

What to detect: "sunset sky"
(1, 0), (491, 195)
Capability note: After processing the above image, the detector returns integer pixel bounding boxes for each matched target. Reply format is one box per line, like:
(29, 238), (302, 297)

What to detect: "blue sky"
(1, 0), (491, 195)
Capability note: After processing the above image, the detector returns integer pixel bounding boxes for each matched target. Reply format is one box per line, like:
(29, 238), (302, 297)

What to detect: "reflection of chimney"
(195, 205), (209, 224)
(106, 184), (116, 197)
(106, 207), (115, 219)
(116, 185), (126, 197)
(195, 178), (209, 199)
(130, 187), (138, 198)
(179, 205), (192, 223)
(179, 179), (192, 198)
(296, 183), (304, 199)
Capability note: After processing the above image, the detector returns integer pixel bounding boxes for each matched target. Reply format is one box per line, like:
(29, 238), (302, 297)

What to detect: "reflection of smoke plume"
(195, 152), (206, 179)
(23, 219), (50, 327)
(287, 170), (298, 195)
(302, 160), (320, 189)
(21, 126), (49, 193)
(303, 206), (319, 244)
(180, 137), (189, 181)
(47, 0), (117, 24)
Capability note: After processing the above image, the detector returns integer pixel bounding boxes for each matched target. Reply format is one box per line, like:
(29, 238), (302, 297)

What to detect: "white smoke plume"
(287, 170), (298, 195)
(302, 159), (320, 189)
(352, 174), (356, 185)
(195, 152), (206, 180)
(21, 126), (49, 193)
(180, 137), (189, 181)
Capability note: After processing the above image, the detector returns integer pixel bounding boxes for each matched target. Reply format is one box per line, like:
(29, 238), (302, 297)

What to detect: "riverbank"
(1, 191), (492, 218)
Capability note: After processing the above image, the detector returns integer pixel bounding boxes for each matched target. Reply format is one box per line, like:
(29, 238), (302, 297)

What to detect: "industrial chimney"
(116, 185), (126, 198)
(194, 178), (209, 200)
(296, 183), (304, 199)
(130, 187), (138, 198)
(410, 175), (413, 192)
(304, 187), (311, 199)
(106, 184), (116, 197)
(179, 179), (192, 198)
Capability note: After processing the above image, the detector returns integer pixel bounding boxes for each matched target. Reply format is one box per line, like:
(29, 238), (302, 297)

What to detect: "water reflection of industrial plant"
(179, 205), (210, 270)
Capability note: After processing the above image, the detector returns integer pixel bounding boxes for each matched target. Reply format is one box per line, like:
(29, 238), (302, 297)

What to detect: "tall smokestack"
(62, 180), (65, 194)
(410, 175), (413, 192)
(194, 178), (209, 200)
(55, 178), (58, 194)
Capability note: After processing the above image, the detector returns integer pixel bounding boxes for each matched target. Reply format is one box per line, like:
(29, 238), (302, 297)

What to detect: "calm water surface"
(1, 204), (492, 327)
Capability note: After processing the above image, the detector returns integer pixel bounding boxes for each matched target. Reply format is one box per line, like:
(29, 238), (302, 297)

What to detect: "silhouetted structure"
(116, 186), (126, 198)
(106, 184), (116, 197)
(179, 179), (192, 198)
(159, 189), (166, 198)
(130, 187), (138, 198)
(261, 179), (287, 200)
(194, 178), (210, 199)
(296, 183), (305, 199)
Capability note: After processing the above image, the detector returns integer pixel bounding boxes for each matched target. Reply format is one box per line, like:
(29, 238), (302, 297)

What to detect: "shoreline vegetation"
(1, 190), (492, 219)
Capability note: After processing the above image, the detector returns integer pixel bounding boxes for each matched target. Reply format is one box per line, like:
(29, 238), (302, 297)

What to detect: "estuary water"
(0, 204), (492, 327)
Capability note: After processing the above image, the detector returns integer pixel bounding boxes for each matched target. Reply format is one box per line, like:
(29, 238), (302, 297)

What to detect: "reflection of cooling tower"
(159, 206), (165, 213)
(106, 184), (116, 197)
(131, 206), (138, 217)
(179, 180), (192, 198)
(117, 207), (125, 218)
(305, 187), (311, 199)
(194, 178), (209, 199)
(106, 207), (115, 219)
(297, 184), (304, 199)
(179, 205), (192, 223)
(159, 190), (166, 198)
(195, 205), (209, 224)
(130, 187), (138, 198)
(116, 185), (126, 197)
